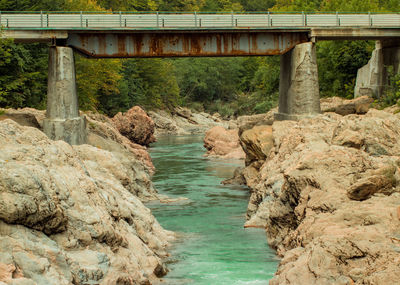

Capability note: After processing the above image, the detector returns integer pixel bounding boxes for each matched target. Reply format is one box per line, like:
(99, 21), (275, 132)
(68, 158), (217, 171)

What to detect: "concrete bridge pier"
(275, 42), (321, 121)
(355, 40), (400, 98)
(43, 46), (87, 145)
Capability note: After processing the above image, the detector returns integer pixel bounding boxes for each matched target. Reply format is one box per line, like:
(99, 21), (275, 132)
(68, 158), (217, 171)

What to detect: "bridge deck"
(1, 12), (400, 57)
(1, 12), (399, 30)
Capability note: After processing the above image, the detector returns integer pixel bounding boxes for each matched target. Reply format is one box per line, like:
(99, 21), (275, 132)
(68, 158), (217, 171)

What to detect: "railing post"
(199, 18), (202, 27)
(40, 11), (43, 27)
(302, 11), (305, 26)
(80, 11), (83, 28)
(162, 18), (165, 28)
(119, 11), (122, 27)
(336, 11), (339, 26)
(46, 13), (49, 27)
(267, 11), (270, 27)
(194, 11), (197, 28)
(304, 12), (307, 26)
(125, 18), (127, 27)
(86, 19), (88, 28)
(231, 11), (234, 27)
(235, 18), (238, 27)
(6, 18), (9, 28)
(156, 12), (159, 28)
(368, 12), (372, 26)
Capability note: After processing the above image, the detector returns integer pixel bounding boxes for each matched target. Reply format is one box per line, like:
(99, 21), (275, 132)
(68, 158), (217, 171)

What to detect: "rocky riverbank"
(148, 107), (236, 137)
(210, 97), (400, 284)
(0, 107), (174, 284)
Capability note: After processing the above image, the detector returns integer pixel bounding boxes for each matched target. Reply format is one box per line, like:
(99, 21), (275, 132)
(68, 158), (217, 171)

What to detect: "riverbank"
(209, 97), (400, 284)
(0, 108), (173, 284)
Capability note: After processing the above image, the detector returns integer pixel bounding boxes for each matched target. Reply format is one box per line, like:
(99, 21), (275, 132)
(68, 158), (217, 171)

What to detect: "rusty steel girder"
(66, 31), (309, 57)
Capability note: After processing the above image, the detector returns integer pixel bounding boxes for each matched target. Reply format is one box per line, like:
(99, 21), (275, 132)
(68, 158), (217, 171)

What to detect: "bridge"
(2, 12), (400, 57)
(1, 12), (400, 144)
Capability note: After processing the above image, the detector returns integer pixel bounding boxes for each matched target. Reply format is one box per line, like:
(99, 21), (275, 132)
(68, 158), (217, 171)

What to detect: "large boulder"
(320, 96), (374, 116)
(0, 119), (173, 285)
(203, 126), (245, 159)
(240, 125), (274, 166)
(240, 109), (400, 284)
(112, 106), (156, 146)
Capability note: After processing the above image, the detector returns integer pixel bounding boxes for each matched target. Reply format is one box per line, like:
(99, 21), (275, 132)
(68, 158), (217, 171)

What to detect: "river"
(148, 135), (278, 284)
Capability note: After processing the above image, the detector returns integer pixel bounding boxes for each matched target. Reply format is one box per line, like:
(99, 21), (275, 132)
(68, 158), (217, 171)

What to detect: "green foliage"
(317, 41), (372, 98)
(0, 39), (48, 109)
(75, 55), (123, 112)
(379, 66), (400, 107)
(99, 58), (180, 116)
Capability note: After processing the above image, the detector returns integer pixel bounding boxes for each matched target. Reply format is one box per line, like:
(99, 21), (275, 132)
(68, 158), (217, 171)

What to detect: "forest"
(0, 0), (399, 117)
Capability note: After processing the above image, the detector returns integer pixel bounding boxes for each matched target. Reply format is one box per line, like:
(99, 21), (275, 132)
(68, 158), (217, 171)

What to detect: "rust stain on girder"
(68, 32), (309, 58)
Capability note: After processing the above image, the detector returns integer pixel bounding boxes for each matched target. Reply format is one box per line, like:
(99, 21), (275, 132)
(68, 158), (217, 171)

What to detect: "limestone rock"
(112, 106), (156, 146)
(203, 126), (245, 159)
(240, 125), (273, 165)
(0, 109), (41, 129)
(86, 111), (156, 176)
(221, 167), (246, 185)
(149, 108), (232, 136)
(237, 108), (276, 135)
(347, 165), (397, 201)
(239, 109), (400, 284)
(321, 96), (374, 116)
(0, 119), (174, 285)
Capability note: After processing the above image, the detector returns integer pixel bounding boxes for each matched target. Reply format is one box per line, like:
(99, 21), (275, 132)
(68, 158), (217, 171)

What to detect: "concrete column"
(354, 41), (384, 98)
(43, 46), (87, 145)
(355, 40), (400, 98)
(274, 42), (321, 121)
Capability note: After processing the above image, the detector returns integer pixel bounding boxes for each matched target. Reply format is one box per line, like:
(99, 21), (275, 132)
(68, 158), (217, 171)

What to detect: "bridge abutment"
(43, 46), (87, 145)
(355, 40), (400, 98)
(275, 42), (321, 121)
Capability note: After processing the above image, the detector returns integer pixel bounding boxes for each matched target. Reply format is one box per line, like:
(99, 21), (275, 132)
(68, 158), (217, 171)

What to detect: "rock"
(0, 108), (45, 128)
(240, 125), (273, 165)
(174, 106), (192, 120)
(0, 109), (41, 129)
(149, 108), (233, 137)
(221, 167), (246, 185)
(347, 165), (397, 201)
(203, 126), (245, 159)
(85, 111), (156, 176)
(148, 110), (187, 136)
(237, 108), (276, 135)
(321, 96), (374, 116)
(239, 109), (400, 284)
(0, 119), (174, 285)
(112, 106), (156, 146)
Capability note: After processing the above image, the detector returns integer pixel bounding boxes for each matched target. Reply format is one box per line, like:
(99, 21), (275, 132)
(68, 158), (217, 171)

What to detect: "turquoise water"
(148, 135), (278, 285)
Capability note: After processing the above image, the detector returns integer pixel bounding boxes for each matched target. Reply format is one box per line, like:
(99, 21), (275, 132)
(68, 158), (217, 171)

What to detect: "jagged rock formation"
(149, 107), (235, 136)
(0, 118), (174, 285)
(239, 109), (400, 284)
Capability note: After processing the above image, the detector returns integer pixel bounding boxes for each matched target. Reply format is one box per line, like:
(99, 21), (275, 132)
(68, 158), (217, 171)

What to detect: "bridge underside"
(66, 31), (309, 57)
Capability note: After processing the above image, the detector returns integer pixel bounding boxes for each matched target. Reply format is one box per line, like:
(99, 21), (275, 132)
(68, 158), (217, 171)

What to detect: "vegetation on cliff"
(0, 0), (399, 116)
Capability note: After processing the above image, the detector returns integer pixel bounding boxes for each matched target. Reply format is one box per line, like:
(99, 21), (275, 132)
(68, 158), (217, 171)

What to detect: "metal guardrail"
(0, 11), (399, 29)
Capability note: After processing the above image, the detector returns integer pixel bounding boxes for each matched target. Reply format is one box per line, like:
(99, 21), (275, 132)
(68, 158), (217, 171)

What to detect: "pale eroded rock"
(238, 110), (400, 284)
(0, 119), (174, 285)
(203, 126), (245, 159)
